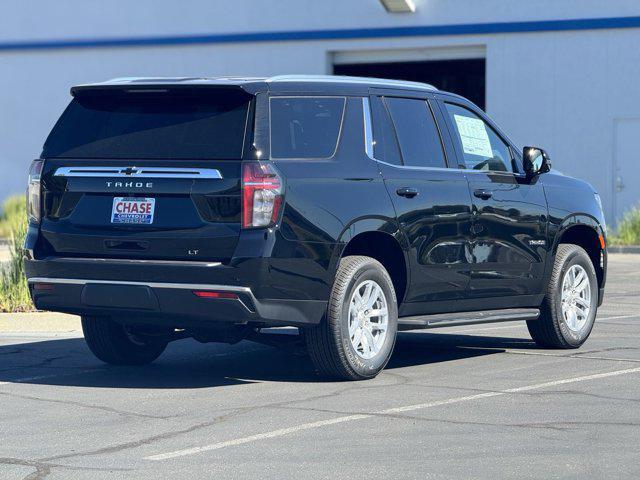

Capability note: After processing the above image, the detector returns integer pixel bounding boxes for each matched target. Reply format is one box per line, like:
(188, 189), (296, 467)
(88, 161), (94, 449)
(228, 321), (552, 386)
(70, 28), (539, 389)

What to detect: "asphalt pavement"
(1, 254), (639, 479)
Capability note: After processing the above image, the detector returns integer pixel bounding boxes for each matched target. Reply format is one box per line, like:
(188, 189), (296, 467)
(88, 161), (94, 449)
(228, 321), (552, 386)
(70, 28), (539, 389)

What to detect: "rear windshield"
(43, 90), (251, 159)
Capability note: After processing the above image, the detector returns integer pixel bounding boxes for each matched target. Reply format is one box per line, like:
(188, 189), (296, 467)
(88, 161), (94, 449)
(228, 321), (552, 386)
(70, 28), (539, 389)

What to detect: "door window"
(384, 97), (447, 168)
(445, 103), (513, 173)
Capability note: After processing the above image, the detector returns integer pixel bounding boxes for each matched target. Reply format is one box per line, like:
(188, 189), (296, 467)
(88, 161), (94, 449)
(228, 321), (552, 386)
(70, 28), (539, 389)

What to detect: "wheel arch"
(551, 214), (606, 291)
(331, 218), (410, 307)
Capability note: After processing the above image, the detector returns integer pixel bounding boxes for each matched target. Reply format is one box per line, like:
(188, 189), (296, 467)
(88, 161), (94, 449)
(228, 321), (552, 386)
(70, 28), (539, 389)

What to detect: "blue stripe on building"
(1, 16), (640, 52)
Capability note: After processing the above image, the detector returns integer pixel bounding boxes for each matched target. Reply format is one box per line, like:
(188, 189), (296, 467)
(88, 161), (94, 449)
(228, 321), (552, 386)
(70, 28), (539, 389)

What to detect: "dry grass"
(610, 206), (640, 246)
(0, 195), (34, 312)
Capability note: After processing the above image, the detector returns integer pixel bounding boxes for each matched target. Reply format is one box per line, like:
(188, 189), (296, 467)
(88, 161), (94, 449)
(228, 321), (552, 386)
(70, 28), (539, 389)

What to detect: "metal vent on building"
(379, 0), (416, 13)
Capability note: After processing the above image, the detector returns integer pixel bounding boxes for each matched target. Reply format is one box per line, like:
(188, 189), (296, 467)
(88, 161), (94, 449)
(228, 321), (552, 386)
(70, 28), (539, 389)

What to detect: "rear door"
(368, 91), (473, 314)
(39, 87), (253, 261)
(439, 99), (549, 300)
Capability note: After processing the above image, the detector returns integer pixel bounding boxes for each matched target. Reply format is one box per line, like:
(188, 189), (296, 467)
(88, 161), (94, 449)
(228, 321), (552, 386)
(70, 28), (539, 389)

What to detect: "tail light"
(27, 160), (43, 224)
(242, 161), (283, 228)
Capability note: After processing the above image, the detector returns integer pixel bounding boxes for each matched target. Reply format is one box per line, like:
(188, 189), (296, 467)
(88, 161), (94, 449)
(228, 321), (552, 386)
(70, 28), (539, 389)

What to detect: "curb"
(0, 312), (81, 333)
(608, 245), (640, 254)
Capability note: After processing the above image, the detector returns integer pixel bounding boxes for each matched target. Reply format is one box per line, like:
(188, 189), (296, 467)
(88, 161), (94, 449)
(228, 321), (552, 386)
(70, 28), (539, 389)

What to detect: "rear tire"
(305, 256), (398, 380)
(81, 316), (167, 365)
(527, 244), (598, 348)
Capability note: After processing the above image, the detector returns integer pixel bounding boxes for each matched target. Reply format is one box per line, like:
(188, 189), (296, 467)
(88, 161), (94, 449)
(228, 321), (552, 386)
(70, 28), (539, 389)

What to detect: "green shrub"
(610, 206), (640, 246)
(0, 195), (25, 238)
(0, 195), (33, 312)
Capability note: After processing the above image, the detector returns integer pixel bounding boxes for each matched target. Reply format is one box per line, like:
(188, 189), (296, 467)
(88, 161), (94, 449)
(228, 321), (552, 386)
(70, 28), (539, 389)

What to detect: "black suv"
(24, 75), (607, 380)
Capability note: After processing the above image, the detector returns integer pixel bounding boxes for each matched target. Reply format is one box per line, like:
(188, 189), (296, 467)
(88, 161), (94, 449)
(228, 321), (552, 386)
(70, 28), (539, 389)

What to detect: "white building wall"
(2, 0), (640, 225)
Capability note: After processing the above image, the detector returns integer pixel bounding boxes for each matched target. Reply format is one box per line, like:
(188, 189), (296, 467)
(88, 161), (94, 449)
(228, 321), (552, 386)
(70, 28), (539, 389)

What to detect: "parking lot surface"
(1, 254), (639, 479)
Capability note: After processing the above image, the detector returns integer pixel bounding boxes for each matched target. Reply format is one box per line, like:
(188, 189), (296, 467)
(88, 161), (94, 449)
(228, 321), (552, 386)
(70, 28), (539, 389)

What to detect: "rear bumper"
(24, 258), (327, 328)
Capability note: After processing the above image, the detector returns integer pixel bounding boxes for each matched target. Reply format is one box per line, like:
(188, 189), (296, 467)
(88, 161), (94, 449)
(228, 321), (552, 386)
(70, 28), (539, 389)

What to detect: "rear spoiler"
(71, 80), (264, 97)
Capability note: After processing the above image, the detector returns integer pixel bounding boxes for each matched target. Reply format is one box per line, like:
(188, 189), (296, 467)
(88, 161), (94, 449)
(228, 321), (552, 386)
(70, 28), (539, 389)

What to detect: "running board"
(398, 308), (540, 331)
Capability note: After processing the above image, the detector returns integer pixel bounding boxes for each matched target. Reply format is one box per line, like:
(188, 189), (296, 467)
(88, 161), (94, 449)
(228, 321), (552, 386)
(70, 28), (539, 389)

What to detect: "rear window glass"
(43, 90), (251, 159)
(270, 97), (345, 159)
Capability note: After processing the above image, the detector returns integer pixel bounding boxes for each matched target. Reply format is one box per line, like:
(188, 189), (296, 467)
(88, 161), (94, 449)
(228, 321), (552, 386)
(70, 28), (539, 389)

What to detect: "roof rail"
(266, 74), (437, 91)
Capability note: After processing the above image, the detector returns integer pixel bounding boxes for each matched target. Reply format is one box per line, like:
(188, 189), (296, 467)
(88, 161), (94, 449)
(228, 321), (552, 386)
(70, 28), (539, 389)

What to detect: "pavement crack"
(38, 408), (248, 462)
(270, 405), (573, 431)
(273, 404), (640, 433)
(523, 389), (640, 404)
(0, 390), (178, 419)
(505, 350), (640, 363)
(0, 457), (129, 480)
(0, 457), (51, 480)
(0, 355), (80, 375)
(34, 382), (407, 462)
(0, 348), (25, 356)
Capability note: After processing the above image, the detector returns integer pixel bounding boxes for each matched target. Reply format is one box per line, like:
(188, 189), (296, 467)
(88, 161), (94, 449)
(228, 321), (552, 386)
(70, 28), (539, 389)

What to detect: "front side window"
(445, 103), (513, 172)
(270, 97), (346, 159)
(383, 97), (446, 168)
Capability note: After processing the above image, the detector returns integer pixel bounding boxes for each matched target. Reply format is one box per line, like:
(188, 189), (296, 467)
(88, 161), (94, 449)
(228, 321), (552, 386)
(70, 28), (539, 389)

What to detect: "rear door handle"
(473, 189), (493, 200)
(396, 187), (419, 198)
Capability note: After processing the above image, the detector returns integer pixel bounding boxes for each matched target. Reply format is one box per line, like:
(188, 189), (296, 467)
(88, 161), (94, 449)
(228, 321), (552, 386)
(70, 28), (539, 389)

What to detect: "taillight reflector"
(192, 291), (238, 299)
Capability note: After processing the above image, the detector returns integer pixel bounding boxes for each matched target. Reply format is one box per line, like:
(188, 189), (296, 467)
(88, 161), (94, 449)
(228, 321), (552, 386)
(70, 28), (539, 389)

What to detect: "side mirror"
(523, 146), (551, 176)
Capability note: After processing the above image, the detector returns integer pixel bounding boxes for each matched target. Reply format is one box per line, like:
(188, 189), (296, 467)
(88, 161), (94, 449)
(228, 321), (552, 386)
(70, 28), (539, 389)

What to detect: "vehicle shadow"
(0, 330), (537, 388)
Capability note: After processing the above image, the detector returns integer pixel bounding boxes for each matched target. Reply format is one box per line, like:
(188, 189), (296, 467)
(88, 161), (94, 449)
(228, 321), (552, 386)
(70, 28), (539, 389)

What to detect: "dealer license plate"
(111, 197), (155, 224)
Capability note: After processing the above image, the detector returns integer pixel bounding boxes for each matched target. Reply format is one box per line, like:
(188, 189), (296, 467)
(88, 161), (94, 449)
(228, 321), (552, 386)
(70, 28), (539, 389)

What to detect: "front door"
(368, 93), (474, 314)
(440, 101), (548, 301)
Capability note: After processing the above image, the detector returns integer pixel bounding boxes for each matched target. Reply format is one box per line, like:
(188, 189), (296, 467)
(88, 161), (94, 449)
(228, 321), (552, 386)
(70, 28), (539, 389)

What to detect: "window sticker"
(453, 114), (493, 157)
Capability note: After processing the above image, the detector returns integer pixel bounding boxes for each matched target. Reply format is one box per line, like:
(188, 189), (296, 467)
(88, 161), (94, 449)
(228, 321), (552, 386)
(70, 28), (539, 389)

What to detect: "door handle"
(473, 189), (493, 200)
(396, 187), (419, 198)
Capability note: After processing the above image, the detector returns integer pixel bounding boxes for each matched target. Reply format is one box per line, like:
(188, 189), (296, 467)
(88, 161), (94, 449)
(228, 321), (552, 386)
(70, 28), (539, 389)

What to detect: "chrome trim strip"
(27, 277), (251, 294)
(28, 277), (255, 313)
(45, 257), (222, 267)
(53, 166), (223, 179)
(362, 97), (375, 161)
(371, 158), (523, 176)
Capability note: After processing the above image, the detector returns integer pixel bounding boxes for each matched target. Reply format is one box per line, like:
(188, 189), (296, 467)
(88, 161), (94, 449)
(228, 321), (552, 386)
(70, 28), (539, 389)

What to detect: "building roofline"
(1, 16), (640, 52)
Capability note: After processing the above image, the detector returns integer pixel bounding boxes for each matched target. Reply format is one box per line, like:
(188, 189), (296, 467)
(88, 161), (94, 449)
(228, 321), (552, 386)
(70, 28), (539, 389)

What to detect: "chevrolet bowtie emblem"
(120, 167), (139, 175)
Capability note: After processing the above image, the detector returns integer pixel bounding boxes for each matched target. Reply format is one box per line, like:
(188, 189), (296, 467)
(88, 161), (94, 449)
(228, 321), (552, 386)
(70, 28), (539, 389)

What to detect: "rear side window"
(270, 97), (345, 159)
(43, 90), (251, 159)
(384, 97), (446, 168)
(445, 103), (513, 172)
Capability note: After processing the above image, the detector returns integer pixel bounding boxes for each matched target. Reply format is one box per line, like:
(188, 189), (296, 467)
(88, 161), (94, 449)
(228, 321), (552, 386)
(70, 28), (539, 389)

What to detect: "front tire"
(305, 256), (398, 380)
(81, 316), (168, 365)
(528, 244), (598, 348)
